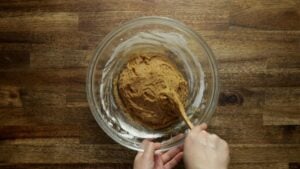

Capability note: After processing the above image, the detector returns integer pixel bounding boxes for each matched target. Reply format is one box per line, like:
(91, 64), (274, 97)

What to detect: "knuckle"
(200, 130), (207, 135)
(148, 141), (153, 146)
(225, 142), (229, 149)
(201, 131), (209, 138)
(194, 125), (202, 130)
(221, 140), (229, 149)
(211, 134), (218, 139)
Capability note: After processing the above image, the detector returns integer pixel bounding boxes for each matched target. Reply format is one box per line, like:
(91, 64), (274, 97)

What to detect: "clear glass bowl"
(86, 16), (219, 152)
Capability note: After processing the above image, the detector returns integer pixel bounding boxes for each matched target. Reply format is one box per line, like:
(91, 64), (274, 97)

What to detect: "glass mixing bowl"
(86, 16), (219, 152)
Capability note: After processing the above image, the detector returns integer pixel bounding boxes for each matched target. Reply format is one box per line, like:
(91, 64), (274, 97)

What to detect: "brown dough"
(114, 53), (188, 129)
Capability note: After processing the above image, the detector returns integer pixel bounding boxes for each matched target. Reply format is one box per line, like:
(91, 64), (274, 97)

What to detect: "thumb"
(142, 140), (161, 160)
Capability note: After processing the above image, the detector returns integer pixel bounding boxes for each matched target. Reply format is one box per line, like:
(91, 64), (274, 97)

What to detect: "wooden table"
(0, 0), (299, 169)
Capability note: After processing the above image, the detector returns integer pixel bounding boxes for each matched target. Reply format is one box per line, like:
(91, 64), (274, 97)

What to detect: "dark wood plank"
(0, 164), (133, 169)
(0, 31), (101, 51)
(0, 69), (86, 87)
(66, 86), (88, 108)
(0, 107), (93, 126)
(218, 87), (265, 107)
(30, 49), (91, 69)
(0, 50), (30, 69)
(19, 86), (67, 107)
(266, 54), (300, 70)
(263, 107), (300, 126)
(210, 125), (300, 144)
(230, 163), (289, 169)
(289, 163), (300, 169)
(0, 163), (291, 169)
(0, 144), (135, 164)
(79, 12), (229, 34)
(0, 144), (299, 163)
(230, 144), (300, 163)
(0, 0), (229, 13)
(1, 105), (299, 145)
(0, 12), (78, 32)
(0, 125), (80, 140)
(0, 86), (22, 108)
(219, 71), (300, 87)
(263, 88), (300, 125)
(229, 0), (300, 30)
(0, 138), (80, 145)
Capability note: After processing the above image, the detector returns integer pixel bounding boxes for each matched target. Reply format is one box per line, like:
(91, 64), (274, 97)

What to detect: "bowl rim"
(86, 16), (219, 152)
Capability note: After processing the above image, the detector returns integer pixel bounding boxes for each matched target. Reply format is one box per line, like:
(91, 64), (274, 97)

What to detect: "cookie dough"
(114, 53), (188, 129)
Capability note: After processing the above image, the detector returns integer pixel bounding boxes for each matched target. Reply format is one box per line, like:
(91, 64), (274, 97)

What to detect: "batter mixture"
(114, 53), (188, 129)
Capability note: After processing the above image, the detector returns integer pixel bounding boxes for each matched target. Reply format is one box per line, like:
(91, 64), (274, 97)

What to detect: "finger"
(154, 154), (164, 169)
(209, 133), (219, 141)
(136, 140), (148, 159)
(134, 149), (144, 165)
(191, 123), (208, 134)
(164, 152), (183, 169)
(199, 123), (208, 130)
(140, 139), (148, 149)
(142, 140), (156, 159)
(135, 151), (143, 159)
(177, 144), (184, 150)
(172, 133), (185, 141)
(161, 146), (183, 163)
(154, 142), (161, 150)
(199, 130), (209, 136)
(141, 140), (160, 149)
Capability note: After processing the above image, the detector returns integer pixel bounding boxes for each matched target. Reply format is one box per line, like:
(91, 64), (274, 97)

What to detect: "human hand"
(134, 140), (183, 169)
(184, 123), (230, 169)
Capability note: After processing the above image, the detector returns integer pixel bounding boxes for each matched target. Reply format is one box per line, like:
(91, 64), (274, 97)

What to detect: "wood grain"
(230, 0), (300, 29)
(263, 88), (300, 125)
(0, 163), (293, 169)
(0, 144), (299, 164)
(0, 0), (299, 169)
(0, 12), (78, 32)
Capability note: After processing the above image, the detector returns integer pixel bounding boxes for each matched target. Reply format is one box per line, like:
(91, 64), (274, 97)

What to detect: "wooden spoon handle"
(166, 92), (194, 129)
(161, 92), (194, 129)
(177, 101), (194, 129)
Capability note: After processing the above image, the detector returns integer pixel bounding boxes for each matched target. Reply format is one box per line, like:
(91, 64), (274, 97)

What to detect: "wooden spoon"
(163, 92), (194, 129)
(177, 101), (194, 129)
